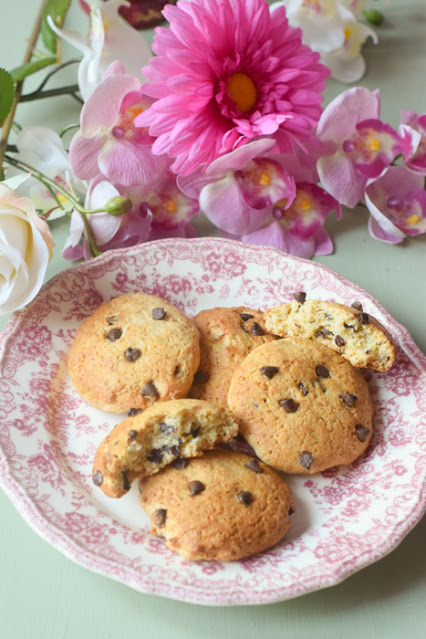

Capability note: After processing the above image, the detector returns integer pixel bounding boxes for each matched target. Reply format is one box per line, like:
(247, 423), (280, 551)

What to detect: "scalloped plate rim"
(0, 236), (425, 606)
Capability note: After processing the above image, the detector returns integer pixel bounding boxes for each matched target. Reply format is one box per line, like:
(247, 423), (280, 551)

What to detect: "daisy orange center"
(227, 72), (257, 113)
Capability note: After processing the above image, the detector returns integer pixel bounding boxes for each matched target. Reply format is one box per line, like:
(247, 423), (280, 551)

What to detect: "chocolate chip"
(293, 291), (306, 304)
(159, 422), (176, 435)
(335, 335), (345, 347)
(356, 312), (370, 325)
(288, 507), (295, 516)
(250, 322), (265, 336)
(151, 307), (166, 320)
(128, 407), (142, 417)
(240, 312), (254, 321)
(142, 381), (158, 398)
(188, 480), (205, 496)
(278, 398), (299, 413)
(106, 327), (122, 341)
(315, 328), (333, 338)
(298, 382), (309, 396)
(299, 451), (313, 469)
(339, 393), (358, 407)
(153, 508), (167, 527)
(245, 459), (263, 473)
(355, 425), (371, 442)
(128, 429), (138, 440)
(191, 425), (201, 438)
(193, 370), (210, 385)
(260, 366), (279, 379)
(172, 457), (189, 470)
(124, 347), (141, 362)
(147, 448), (163, 463)
(344, 322), (356, 331)
(237, 491), (253, 506)
(168, 445), (181, 457)
(351, 301), (363, 311)
(122, 471), (131, 492)
(316, 364), (330, 378)
(106, 315), (118, 325)
(92, 471), (103, 487)
(174, 365), (180, 376)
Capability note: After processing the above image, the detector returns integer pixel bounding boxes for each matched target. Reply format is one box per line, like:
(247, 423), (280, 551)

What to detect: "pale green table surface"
(1, 2), (425, 638)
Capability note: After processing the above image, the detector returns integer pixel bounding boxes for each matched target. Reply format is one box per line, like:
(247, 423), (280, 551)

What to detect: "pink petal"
(80, 74), (141, 135)
(241, 221), (316, 259)
(317, 152), (365, 208)
(69, 132), (105, 180)
(317, 87), (381, 142)
(98, 140), (164, 187)
(238, 158), (296, 210)
(200, 175), (266, 235)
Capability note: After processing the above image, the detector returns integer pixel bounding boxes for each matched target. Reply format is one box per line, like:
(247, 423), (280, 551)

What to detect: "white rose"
(0, 179), (54, 314)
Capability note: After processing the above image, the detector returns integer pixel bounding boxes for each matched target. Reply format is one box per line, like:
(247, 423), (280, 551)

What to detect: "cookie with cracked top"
(138, 449), (292, 561)
(188, 306), (275, 408)
(92, 399), (239, 497)
(227, 338), (374, 474)
(68, 293), (200, 413)
(263, 298), (395, 371)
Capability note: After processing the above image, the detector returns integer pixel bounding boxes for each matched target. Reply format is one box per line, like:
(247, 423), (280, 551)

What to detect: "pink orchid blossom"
(70, 64), (169, 188)
(316, 88), (412, 207)
(136, 0), (329, 175)
(365, 166), (426, 244)
(223, 182), (341, 259)
(399, 110), (426, 176)
(178, 138), (297, 236)
(63, 179), (152, 260)
(127, 170), (200, 230)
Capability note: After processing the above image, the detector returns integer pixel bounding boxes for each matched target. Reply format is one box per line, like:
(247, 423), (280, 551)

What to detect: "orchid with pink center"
(178, 138), (296, 236)
(316, 88), (413, 208)
(365, 167), (426, 244)
(399, 110), (426, 176)
(48, 0), (152, 100)
(70, 63), (169, 188)
(224, 182), (341, 258)
(127, 171), (200, 230)
(136, 0), (329, 176)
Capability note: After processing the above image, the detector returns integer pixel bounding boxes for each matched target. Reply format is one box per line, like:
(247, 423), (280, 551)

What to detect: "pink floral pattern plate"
(1, 237), (425, 605)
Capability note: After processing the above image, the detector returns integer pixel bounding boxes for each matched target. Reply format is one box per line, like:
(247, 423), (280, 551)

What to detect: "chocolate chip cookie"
(68, 293), (200, 413)
(138, 449), (292, 561)
(188, 306), (275, 407)
(92, 399), (239, 497)
(227, 338), (374, 474)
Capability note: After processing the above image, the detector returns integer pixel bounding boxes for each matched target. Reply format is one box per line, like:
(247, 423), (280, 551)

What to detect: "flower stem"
(3, 154), (104, 215)
(0, 0), (49, 173)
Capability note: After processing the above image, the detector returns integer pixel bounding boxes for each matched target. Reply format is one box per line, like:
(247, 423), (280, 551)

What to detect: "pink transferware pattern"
(0, 237), (425, 605)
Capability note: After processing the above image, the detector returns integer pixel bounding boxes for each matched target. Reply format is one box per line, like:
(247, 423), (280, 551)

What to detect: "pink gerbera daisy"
(136, 0), (330, 175)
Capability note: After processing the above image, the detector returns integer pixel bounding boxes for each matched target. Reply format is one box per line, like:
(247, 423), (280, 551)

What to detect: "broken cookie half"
(264, 297), (395, 372)
(92, 399), (239, 497)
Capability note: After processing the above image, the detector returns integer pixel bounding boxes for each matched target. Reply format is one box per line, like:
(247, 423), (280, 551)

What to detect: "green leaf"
(0, 68), (15, 123)
(42, 0), (72, 55)
(9, 57), (57, 83)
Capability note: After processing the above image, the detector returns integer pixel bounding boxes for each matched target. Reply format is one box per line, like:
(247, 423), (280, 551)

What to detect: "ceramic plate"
(0, 237), (425, 605)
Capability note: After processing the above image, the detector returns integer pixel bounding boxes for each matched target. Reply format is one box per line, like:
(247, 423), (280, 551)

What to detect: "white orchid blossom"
(270, 0), (378, 83)
(11, 126), (86, 219)
(47, 0), (152, 100)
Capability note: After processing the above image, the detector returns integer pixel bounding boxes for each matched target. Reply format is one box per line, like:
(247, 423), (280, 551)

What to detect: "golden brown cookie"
(227, 338), (374, 474)
(264, 295), (395, 371)
(92, 399), (239, 497)
(138, 449), (292, 562)
(188, 306), (275, 407)
(68, 293), (200, 413)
